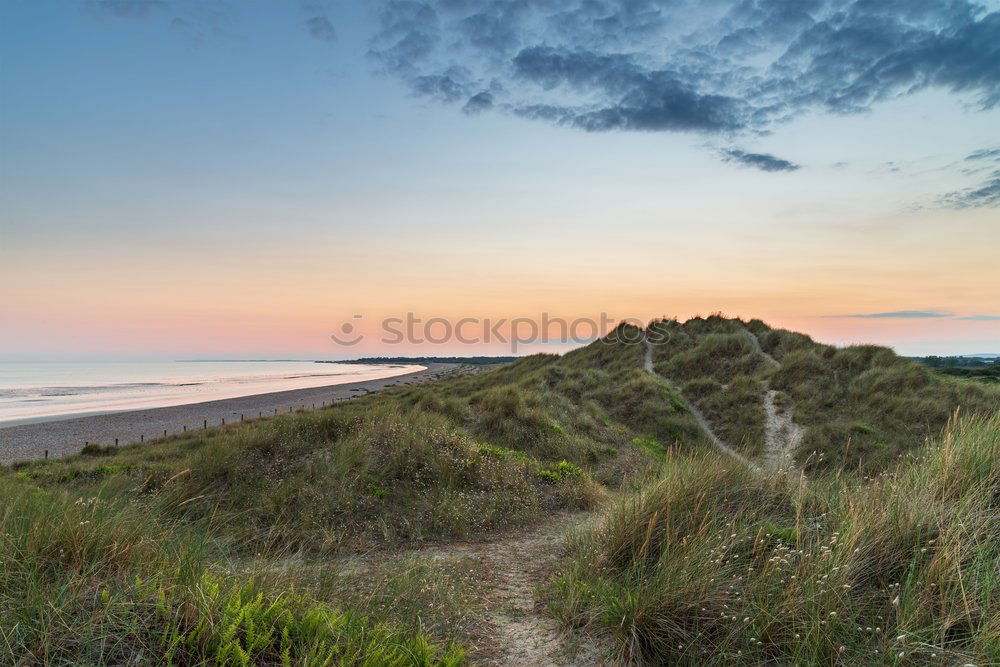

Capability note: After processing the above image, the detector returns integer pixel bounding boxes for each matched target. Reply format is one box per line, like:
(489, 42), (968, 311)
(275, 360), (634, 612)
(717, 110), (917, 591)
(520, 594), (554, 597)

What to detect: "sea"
(0, 361), (421, 425)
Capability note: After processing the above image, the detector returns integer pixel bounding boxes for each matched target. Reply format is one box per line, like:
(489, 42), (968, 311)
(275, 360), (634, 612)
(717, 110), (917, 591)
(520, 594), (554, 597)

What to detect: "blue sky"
(1, 0), (998, 359)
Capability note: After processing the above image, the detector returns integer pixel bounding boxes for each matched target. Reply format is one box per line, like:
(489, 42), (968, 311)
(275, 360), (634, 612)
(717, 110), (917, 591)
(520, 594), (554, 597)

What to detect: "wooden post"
(240, 414), (244, 422)
(140, 434), (144, 442)
(114, 438), (118, 447)
(164, 429), (167, 437)
(183, 425), (186, 432)
(44, 450), (48, 460)
(203, 419), (207, 429)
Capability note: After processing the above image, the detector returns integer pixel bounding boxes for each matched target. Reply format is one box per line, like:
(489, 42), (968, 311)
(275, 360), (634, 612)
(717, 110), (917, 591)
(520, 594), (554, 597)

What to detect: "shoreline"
(0, 363), (457, 465)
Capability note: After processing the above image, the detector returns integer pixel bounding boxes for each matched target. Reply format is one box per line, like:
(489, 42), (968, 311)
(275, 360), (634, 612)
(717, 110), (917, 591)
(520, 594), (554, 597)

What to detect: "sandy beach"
(0, 363), (457, 465)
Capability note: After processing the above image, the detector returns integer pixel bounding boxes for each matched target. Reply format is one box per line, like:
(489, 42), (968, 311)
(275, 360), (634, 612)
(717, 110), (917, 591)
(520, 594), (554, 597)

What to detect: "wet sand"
(0, 363), (458, 465)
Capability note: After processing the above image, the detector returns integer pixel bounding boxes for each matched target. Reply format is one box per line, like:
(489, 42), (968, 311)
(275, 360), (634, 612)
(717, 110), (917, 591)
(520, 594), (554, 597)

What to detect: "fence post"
(203, 419), (207, 429)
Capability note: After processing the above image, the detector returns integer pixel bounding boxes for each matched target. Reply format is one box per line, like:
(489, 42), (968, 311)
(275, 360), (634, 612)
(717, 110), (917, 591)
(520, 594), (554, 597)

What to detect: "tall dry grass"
(550, 411), (1000, 664)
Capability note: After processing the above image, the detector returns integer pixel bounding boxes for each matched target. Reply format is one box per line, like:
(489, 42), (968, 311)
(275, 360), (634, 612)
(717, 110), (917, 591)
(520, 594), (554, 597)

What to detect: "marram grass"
(549, 411), (1000, 665)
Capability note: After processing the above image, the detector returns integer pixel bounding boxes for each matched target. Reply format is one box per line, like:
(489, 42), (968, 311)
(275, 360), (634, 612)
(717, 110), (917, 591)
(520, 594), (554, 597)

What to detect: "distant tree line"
(912, 356), (1000, 384)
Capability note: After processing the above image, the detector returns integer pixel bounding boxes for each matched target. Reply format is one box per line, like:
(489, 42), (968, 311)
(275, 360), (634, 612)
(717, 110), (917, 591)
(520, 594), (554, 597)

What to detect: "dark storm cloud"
(306, 15), (337, 42)
(720, 148), (800, 172)
(369, 0), (999, 190)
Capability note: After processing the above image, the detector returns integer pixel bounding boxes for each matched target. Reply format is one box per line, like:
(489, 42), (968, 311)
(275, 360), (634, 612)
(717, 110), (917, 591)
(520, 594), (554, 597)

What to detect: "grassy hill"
(648, 315), (999, 472)
(2, 318), (999, 664)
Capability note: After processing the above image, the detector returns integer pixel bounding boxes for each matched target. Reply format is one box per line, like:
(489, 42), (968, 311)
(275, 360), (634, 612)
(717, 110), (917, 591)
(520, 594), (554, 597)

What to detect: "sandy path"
(643, 338), (757, 471)
(761, 389), (803, 473)
(0, 363), (461, 465)
(417, 512), (607, 666)
(742, 327), (806, 473)
(742, 328), (780, 368)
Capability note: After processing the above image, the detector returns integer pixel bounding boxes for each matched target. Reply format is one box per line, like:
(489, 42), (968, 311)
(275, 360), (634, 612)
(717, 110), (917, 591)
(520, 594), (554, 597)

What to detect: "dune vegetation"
(549, 412), (1000, 665)
(2, 318), (998, 665)
(649, 315), (1000, 471)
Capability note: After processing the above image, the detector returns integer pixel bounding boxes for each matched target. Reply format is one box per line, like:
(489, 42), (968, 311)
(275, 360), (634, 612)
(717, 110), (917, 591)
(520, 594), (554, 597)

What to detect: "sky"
(1, 0), (999, 360)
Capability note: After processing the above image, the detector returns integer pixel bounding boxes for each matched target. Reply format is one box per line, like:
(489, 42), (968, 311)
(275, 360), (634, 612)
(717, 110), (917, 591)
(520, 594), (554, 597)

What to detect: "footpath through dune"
(643, 329), (806, 474)
(742, 328), (805, 474)
(643, 337), (757, 470)
(417, 512), (607, 666)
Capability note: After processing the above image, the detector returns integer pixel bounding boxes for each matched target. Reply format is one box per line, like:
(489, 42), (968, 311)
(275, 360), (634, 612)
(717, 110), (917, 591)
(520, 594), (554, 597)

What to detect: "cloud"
(956, 315), (1000, 320)
(938, 174), (1000, 208)
(720, 148), (800, 172)
(967, 147), (1000, 161)
(306, 15), (336, 42)
(369, 0), (1000, 179)
(85, 0), (236, 42)
(463, 91), (494, 114)
(841, 311), (952, 319)
(930, 145), (1000, 208)
(508, 47), (749, 133)
(85, 0), (167, 19)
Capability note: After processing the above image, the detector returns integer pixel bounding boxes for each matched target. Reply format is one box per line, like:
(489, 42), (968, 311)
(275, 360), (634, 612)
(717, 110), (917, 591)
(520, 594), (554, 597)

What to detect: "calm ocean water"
(0, 361), (421, 424)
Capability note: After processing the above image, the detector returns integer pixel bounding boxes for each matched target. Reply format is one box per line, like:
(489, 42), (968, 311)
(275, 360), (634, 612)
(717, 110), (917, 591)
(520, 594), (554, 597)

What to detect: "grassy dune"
(650, 315), (1000, 470)
(0, 325), (672, 663)
(549, 412), (1000, 665)
(2, 319), (998, 664)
